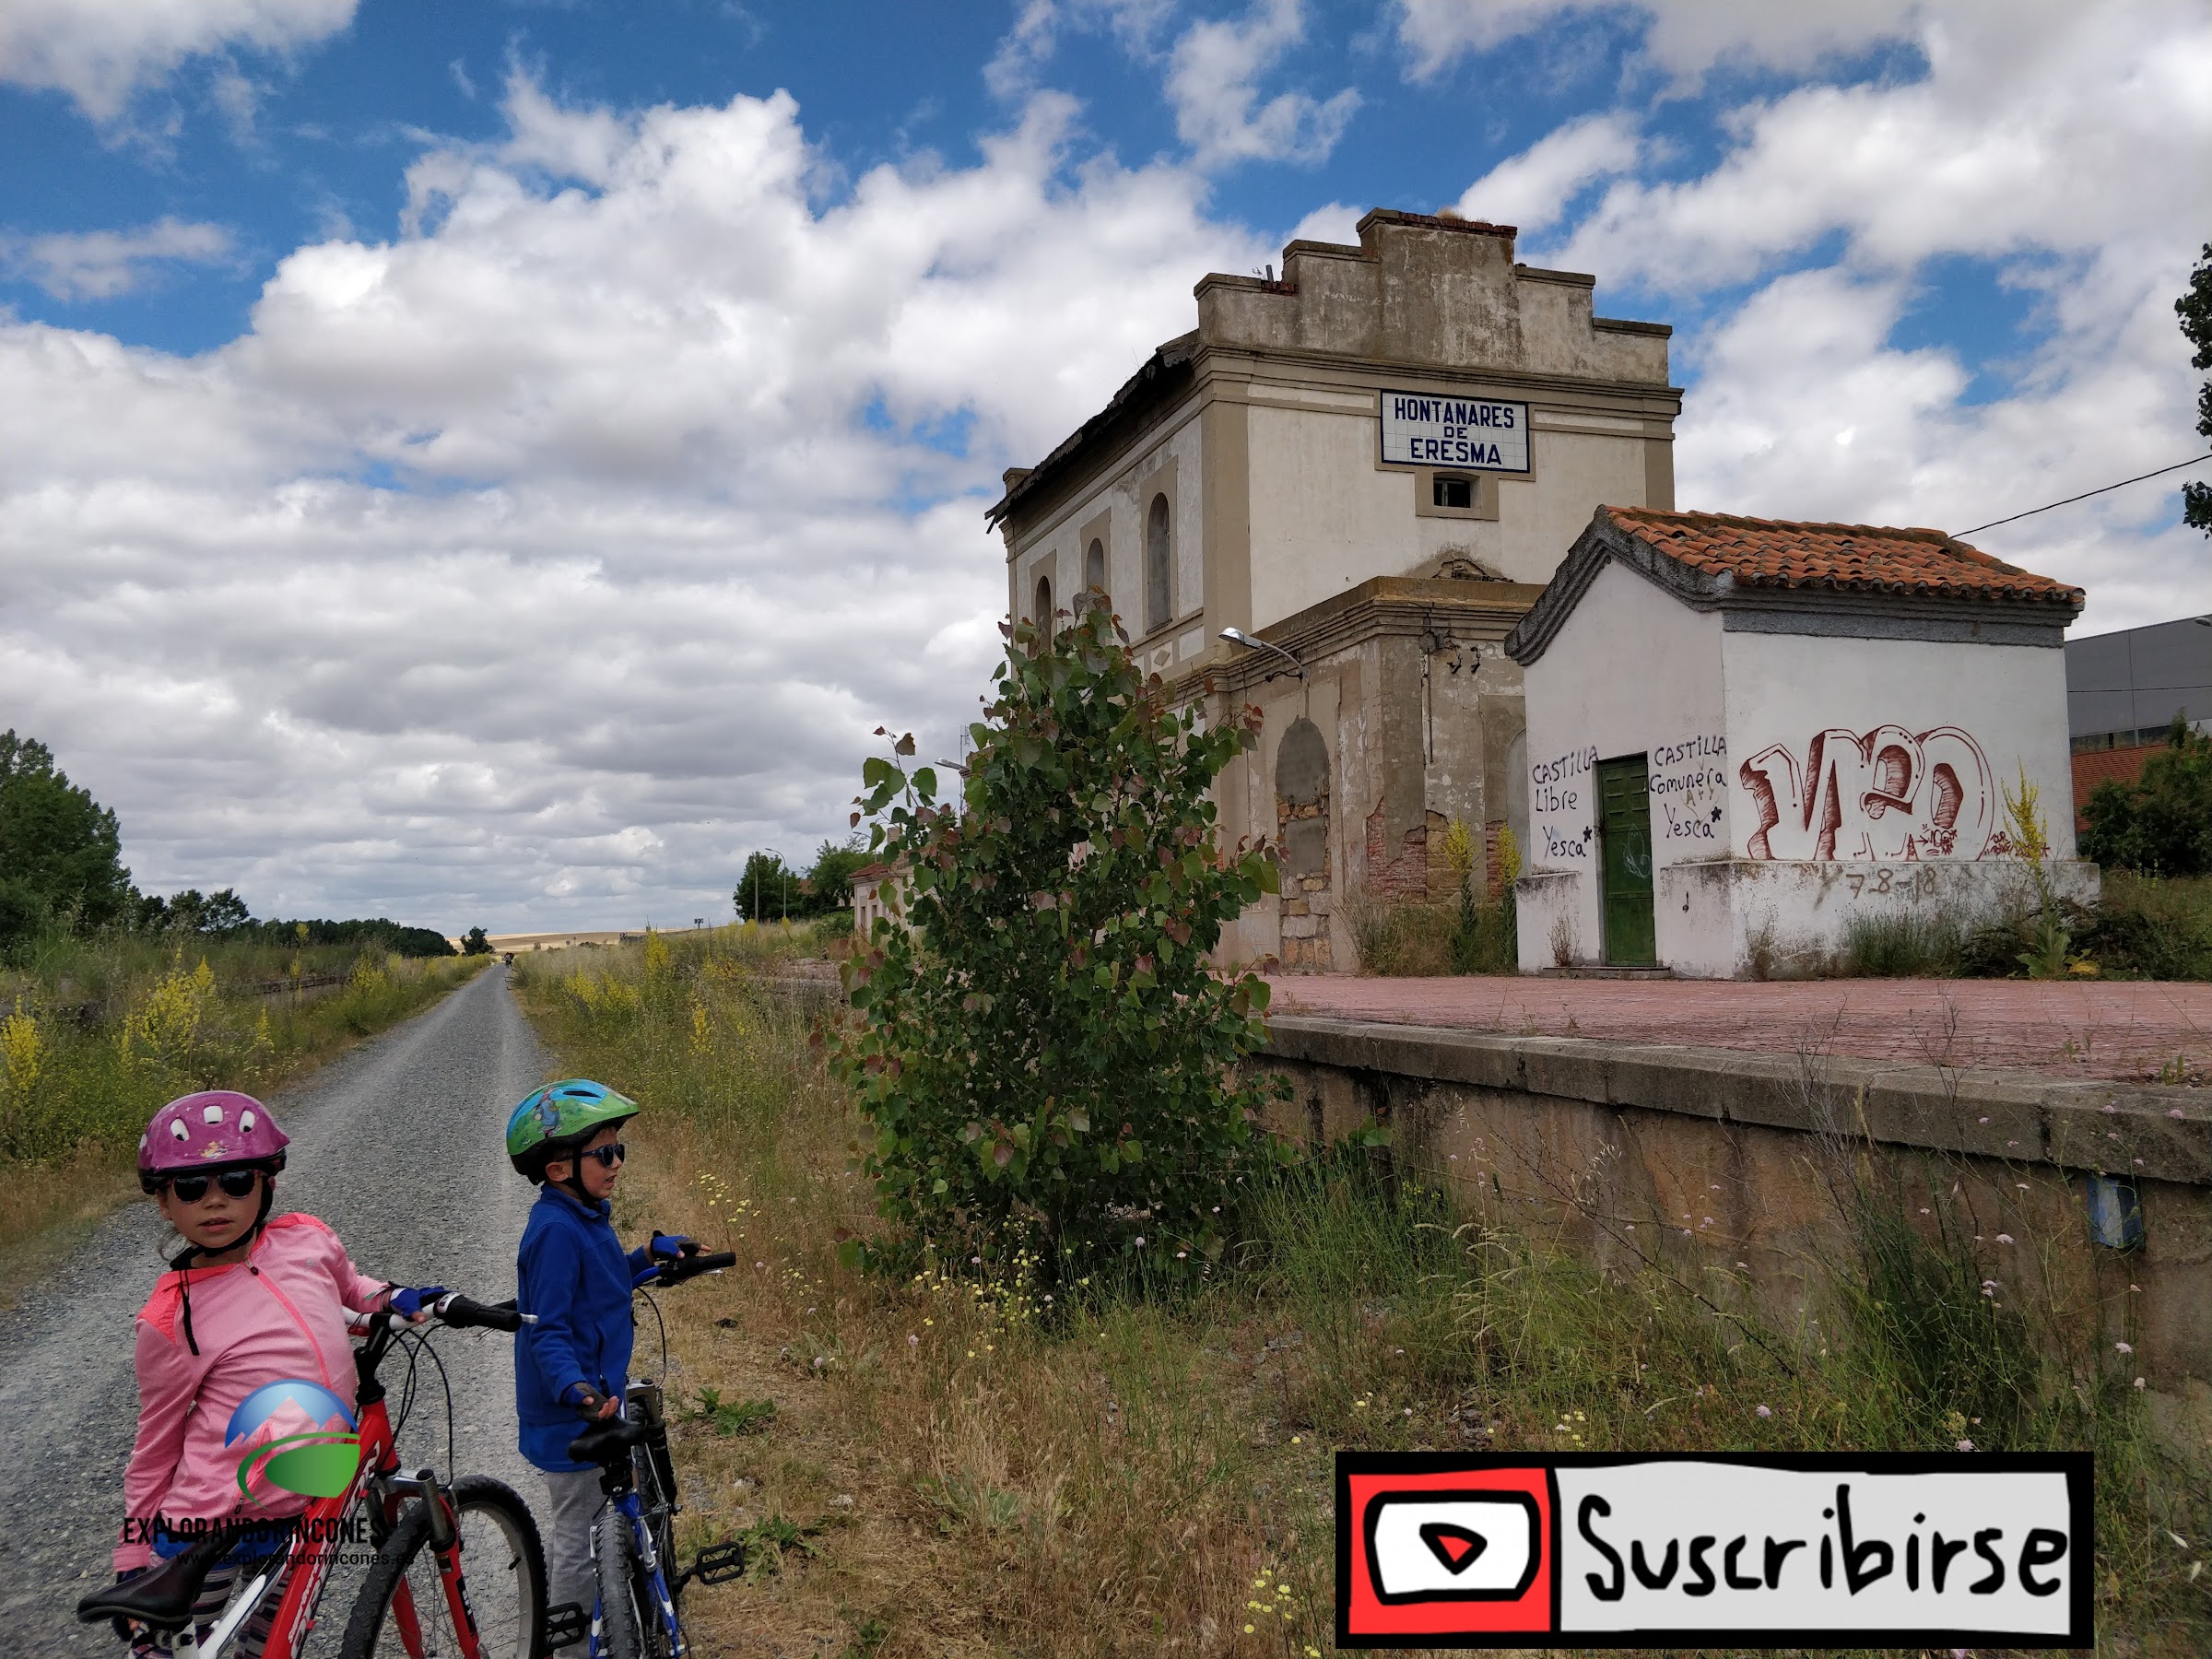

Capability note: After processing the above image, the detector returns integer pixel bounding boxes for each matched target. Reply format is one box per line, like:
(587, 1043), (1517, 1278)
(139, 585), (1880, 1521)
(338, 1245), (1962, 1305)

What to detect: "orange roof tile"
(1600, 507), (2083, 606)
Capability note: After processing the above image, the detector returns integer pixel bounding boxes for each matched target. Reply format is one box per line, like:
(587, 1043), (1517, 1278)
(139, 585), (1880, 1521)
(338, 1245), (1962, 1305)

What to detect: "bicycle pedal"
(542, 1599), (589, 1650)
(688, 1540), (747, 1585)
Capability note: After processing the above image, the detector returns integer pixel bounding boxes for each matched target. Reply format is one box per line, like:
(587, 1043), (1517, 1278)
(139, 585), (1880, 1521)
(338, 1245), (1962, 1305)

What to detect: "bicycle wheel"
(336, 1476), (546, 1659)
(592, 1511), (646, 1659)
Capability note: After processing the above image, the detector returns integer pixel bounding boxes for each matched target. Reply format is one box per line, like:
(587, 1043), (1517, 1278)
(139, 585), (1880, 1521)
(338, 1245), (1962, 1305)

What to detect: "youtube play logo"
(1340, 1461), (1554, 1640)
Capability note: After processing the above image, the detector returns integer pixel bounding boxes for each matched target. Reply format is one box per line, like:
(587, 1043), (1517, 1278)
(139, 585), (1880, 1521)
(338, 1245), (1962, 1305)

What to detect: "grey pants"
(541, 1467), (606, 1649)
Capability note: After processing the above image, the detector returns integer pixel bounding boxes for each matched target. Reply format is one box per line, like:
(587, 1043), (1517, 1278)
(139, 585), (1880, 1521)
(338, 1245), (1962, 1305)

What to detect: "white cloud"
(0, 79), (1277, 928)
(0, 0), (356, 122)
(985, 0), (1062, 100)
(4, 217), (236, 300)
(1453, 112), (1640, 232)
(1531, 0), (2212, 634)
(1164, 0), (1359, 168)
(1547, 6), (2212, 293)
(1396, 0), (1940, 84)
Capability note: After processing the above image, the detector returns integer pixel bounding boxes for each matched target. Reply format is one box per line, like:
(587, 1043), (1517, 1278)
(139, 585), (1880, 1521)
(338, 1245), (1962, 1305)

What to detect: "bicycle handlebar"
(347, 1291), (535, 1337)
(641, 1249), (735, 1287)
(434, 1293), (529, 1332)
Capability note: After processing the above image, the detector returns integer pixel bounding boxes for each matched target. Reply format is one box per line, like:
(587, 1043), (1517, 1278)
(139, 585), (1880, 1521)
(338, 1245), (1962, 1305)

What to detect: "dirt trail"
(0, 966), (548, 1657)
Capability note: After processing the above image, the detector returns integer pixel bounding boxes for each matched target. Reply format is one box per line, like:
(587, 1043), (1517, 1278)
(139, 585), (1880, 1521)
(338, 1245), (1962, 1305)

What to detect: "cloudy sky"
(4, 0), (2206, 934)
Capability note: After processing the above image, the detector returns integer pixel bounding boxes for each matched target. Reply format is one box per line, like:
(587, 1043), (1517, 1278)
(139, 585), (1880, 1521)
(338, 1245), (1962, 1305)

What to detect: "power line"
(1959, 451), (2212, 536)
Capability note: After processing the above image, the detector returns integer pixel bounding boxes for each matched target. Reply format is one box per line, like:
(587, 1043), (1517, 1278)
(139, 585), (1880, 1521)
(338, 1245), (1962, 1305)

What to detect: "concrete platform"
(1265, 974), (2212, 1085)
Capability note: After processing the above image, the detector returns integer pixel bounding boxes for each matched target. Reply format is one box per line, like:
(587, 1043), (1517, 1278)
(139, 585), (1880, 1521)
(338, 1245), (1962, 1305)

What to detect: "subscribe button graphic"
(1338, 1453), (2093, 1650)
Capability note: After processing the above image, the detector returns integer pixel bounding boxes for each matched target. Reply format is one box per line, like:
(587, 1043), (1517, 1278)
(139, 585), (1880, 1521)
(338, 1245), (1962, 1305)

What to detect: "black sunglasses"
(166, 1169), (262, 1204)
(576, 1142), (626, 1170)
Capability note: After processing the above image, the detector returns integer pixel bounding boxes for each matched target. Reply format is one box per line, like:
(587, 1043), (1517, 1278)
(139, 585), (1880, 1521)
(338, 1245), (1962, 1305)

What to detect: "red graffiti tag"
(1738, 725), (1997, 861)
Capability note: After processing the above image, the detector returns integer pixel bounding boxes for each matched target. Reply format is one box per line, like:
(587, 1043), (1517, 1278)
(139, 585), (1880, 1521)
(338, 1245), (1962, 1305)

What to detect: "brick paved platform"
(1264, 975), (2212, 1084)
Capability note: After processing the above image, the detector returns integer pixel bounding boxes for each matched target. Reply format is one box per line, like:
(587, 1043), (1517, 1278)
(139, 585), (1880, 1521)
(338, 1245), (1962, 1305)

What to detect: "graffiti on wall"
(1651, 732), (1728, 844)
(1738, 724), (1998, 861)
(1529, 744), (1596, 865)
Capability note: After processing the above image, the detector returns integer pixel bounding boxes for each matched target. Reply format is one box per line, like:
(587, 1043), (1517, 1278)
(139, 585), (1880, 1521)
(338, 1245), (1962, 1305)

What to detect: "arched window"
(1084, 538), (1107, 611)
(1034, 572), (1053, 629)
(1276, 718), (1330, 878)
(1145, 494), (1172, 634)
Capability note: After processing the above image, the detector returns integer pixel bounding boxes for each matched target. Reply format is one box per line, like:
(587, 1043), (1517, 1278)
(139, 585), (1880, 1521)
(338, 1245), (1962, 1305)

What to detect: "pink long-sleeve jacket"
(115, 1212), (390, 1571)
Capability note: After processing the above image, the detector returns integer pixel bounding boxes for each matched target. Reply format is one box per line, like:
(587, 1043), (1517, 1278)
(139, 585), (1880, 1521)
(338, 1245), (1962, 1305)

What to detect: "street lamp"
(1219, 626), (1306, 680)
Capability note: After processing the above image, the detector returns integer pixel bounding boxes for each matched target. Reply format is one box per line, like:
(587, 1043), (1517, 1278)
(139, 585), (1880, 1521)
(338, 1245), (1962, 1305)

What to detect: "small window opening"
(1034, 574), (1053, 627)
(1432, 474), (1475, 510)
(1145, 494), (1172, 634)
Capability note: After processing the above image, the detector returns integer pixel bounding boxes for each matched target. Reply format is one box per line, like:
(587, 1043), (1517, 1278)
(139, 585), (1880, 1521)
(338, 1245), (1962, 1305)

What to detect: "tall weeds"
(511, 932), (2211, 1657)
(0, 940), (484, 1171)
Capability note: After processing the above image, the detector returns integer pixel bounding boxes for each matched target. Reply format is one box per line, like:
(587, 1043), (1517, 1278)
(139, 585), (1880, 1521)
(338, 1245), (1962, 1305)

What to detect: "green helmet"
(506, 1078), (640, 1182)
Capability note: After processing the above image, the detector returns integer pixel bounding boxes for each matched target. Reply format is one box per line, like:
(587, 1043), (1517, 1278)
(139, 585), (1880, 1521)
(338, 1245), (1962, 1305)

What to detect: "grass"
(0, 932), (487, 1265)
(514, 927), (2212, 1657)
(1343, 891), (1517, 977)
(1832, 873), (2212, 982)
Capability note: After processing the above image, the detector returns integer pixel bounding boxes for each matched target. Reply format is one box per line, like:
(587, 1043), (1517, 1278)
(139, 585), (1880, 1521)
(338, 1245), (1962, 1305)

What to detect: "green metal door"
(1596, 754), (1656, 967)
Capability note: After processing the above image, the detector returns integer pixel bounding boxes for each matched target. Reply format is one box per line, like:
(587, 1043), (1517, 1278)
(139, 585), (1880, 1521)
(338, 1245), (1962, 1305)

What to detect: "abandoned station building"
(988, 209), (1679, 971)
(987, 209), (2087, 979)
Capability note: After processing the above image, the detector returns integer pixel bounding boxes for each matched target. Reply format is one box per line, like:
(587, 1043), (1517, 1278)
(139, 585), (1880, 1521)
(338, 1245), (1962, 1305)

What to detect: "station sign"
(1379, 390), (1530, 472)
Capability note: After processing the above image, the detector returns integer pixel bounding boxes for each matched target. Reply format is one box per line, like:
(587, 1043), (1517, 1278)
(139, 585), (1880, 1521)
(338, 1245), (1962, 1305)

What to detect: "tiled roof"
(1601, 507), (2083, 606)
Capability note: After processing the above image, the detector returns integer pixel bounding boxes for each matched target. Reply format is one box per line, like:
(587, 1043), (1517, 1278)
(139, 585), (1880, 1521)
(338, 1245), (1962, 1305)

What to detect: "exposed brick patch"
(1364, 806), (1433, 903)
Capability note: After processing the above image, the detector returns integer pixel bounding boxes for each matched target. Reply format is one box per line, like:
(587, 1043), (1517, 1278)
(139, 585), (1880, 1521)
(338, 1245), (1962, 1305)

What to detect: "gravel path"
(0, 965), (551, 1656)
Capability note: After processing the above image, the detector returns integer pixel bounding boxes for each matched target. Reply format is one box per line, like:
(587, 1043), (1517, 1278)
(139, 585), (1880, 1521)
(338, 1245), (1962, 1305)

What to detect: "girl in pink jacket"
(114, 1091), (438, 1656)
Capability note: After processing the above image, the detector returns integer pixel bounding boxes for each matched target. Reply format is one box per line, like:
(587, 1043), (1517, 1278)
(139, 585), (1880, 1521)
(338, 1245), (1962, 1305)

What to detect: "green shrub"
(830, 603), (1285, 1277)
(2081, 717), (2212, 876)
(2079, 873), (2212, 980)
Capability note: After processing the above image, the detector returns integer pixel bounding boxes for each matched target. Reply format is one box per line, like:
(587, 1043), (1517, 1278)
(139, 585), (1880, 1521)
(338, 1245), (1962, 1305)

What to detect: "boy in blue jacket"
(506, 1080), (696, 1643)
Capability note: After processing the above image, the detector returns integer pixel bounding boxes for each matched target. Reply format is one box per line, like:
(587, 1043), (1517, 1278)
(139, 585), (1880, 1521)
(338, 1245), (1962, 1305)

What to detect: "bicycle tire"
(592, 1510), (646, 1659)
(335, 1476), (547, 1659)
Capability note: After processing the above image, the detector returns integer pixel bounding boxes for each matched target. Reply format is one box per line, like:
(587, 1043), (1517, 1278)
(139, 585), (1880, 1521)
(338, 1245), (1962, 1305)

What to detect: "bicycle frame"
(152, 1332), (484, 1659)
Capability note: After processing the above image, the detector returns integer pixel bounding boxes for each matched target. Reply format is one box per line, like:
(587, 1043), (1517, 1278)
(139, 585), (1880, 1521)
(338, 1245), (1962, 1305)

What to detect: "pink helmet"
(138, 1091), (290, 1193)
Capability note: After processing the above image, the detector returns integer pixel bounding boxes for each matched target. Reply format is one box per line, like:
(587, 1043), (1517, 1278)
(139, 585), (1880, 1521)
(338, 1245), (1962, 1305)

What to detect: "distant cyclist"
(110, 1091), (447, 1656)
(506, 1079), (700, 1649)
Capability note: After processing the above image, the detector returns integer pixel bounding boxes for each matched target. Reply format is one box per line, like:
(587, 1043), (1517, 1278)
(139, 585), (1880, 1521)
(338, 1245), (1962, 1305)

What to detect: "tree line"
(733, 837), (873, 924)
(0, 730), (456, 959)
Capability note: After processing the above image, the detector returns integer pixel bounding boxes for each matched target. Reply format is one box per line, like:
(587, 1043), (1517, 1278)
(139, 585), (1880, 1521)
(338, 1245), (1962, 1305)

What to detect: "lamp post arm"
(1219, 627), (1306, 680)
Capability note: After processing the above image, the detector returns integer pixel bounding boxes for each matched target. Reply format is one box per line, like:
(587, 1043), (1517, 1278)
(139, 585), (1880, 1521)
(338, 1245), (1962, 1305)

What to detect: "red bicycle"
(77, 1291), (546, 1659)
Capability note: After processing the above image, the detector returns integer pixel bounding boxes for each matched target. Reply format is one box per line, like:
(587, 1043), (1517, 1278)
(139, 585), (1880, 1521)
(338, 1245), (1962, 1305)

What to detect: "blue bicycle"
(558, 1250), (745, 1659)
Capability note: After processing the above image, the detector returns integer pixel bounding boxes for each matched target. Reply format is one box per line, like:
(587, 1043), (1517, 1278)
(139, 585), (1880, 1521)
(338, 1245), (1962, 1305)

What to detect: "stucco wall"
(1518, 558), (1726, 967)
(1007, 399), (1206, 664)
(1723, 629), (2079, 864)
(1241, 394), (1660, 629)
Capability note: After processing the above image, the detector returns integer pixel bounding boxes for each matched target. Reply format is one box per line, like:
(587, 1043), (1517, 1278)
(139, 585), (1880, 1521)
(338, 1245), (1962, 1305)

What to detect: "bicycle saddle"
(77, 1529), (234, 1630)
(568, 1416), (648, 1465)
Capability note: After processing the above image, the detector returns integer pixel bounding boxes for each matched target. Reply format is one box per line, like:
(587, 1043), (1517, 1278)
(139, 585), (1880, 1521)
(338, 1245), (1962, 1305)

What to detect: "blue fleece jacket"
(513, 1183), (650, 1472)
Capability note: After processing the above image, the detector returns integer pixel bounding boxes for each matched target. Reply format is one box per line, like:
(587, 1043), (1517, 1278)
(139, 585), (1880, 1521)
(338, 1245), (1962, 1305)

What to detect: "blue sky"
(3, 0), (2206, 930)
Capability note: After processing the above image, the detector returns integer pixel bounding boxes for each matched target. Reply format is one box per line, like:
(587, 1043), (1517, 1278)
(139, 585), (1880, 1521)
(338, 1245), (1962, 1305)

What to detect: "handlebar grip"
(437, 1294), (525, 1332)
(658, 1250), (736, 1284)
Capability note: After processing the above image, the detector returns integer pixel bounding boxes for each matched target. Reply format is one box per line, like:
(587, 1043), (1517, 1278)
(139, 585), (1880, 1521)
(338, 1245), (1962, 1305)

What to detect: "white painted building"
(1505, 508), (2093, 979)
(988, 208), (1680, 969)
(851, 861), (904, 938)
